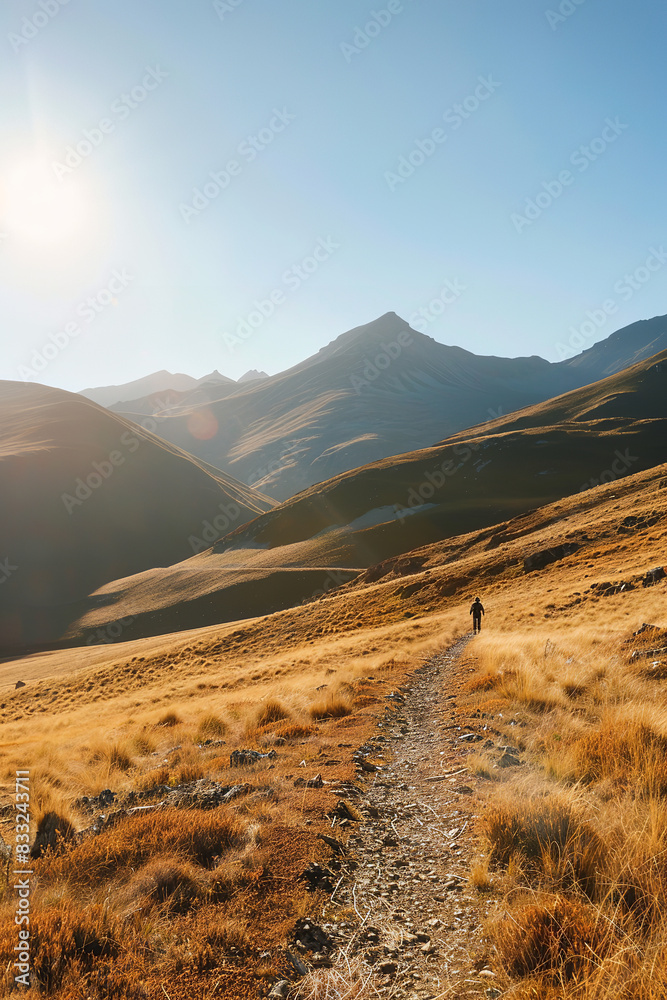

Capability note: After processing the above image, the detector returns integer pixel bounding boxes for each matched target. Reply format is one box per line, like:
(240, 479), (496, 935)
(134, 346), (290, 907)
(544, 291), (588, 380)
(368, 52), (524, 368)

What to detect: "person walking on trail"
(470, 596), (485, 633)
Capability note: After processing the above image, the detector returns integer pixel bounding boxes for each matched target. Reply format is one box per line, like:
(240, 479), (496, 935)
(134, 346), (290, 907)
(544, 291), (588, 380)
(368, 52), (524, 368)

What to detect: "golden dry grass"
(0, 462), (665, 996)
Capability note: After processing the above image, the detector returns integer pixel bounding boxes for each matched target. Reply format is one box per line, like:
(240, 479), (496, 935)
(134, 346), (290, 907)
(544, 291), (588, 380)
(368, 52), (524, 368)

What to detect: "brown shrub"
(482, 796), (606, 897)
(36, 807), (245, 886)
(494, 895), (616, 981)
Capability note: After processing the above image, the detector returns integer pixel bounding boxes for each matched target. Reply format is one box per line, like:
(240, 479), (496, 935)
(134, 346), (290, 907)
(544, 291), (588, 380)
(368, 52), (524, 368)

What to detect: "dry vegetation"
(0, 621), (439, 998)
(461, 614), (667, 996)
(0, 463), (666, 997)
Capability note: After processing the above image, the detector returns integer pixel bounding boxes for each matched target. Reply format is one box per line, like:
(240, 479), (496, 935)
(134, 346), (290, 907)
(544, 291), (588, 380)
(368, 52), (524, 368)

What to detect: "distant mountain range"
(80, 368), (267, 408)
(105, 312), (667, 500)
(4, 311), (667, 653)
(54, 348), (667, 648)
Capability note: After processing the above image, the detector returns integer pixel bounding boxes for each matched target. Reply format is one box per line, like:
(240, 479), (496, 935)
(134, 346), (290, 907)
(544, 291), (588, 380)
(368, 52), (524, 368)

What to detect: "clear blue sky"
(0, 0), (665, 391)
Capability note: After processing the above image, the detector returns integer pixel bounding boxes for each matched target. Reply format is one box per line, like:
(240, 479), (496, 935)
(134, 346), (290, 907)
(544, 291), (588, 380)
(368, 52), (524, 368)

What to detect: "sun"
(2, 156), (88, 247)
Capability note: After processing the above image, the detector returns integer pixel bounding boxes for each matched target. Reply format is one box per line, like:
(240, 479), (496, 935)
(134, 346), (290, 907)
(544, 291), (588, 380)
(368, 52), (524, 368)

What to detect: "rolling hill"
(0, 382), (274, 652)
(111, 312), (667, 501)
(59, 349), (667, 647)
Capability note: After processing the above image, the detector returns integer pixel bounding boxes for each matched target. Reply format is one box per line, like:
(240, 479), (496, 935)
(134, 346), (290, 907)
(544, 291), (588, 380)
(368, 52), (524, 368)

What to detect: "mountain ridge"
(107, 311), (667, 500)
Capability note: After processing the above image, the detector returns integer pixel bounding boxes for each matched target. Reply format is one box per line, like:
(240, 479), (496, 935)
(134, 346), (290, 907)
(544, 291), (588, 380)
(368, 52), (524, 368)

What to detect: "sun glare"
(3, 157), (88, 247)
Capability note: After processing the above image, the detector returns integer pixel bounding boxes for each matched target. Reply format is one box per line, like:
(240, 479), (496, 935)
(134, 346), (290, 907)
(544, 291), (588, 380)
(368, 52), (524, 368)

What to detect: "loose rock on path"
(330, 637), (500, 999)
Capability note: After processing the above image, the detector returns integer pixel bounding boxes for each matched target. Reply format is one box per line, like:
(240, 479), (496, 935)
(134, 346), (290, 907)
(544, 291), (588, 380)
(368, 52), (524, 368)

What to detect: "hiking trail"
(331, 636), (500, 999)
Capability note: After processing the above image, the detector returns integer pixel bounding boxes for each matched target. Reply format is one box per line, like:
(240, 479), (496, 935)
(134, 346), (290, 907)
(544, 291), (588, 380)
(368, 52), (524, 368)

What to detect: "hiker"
(470, 596), (485, 633)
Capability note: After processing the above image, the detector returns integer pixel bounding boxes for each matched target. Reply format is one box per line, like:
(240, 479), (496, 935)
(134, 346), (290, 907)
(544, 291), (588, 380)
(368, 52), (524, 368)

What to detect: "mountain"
(111, 312), (667, 501)
(239, 370), (269, 382)
(0, 382), (273, 652)
(80, 369), (235, 409)
(559, 314), (667, 381)
(61, 350), (667, 647)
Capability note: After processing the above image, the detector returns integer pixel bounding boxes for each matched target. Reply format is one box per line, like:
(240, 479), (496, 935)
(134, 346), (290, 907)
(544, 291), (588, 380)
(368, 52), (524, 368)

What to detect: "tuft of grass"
(309, 693), (353, 721)
(572, 720), (667, 796)
(482, 795), (606, 898)
(470, 857), (493, 892)
(196, 712), (227, 739)
(157, 710), (182, 727)
(272, 720), (317, 740)
(165, 909), (252, 972)
(88, 741), (134, 772)
(292, 950), (381, 1000)
(120, 854), (206, 914)
(36, 807), (246, 887)
(0, 902), (121, 993)
(493, 894), (617, 981)
(256, 698), (291, 726)
(136, 766), (170, 791)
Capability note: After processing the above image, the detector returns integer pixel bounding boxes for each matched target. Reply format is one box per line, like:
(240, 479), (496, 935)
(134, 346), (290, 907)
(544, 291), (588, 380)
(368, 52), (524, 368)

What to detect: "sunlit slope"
(0, 381), (273, 650)
(444, 348), (667, 437)
(113, 312), (667, 500)
(57, 350), (667, 648)
(214, 348), (667, 555)
(116, 313), (569, 499)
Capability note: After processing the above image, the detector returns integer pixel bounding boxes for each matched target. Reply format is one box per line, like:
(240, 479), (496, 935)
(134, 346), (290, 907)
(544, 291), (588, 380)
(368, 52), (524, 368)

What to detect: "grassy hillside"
(113, 313), (667, 501)
(54, 349), (667, 649)
(215, 347), (667, 553)
(0, 457), (665, 997)
(0, 382), (273, 652)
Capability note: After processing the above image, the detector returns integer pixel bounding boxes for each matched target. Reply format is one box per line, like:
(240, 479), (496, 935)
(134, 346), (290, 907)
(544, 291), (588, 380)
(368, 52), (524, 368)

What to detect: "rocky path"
(333, 637), (500, 999)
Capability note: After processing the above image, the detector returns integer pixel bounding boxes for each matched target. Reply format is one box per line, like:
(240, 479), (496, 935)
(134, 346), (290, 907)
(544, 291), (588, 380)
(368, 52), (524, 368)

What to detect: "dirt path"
(334, 637), (499, 999)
